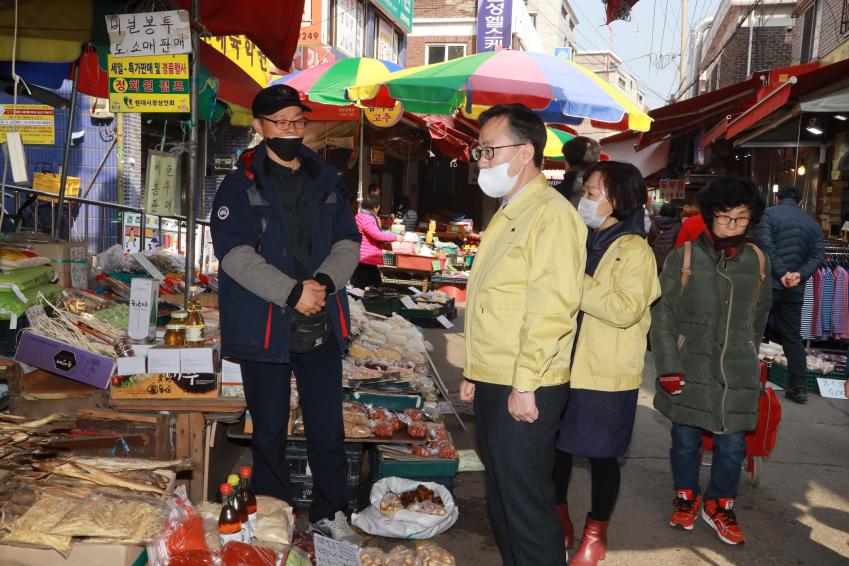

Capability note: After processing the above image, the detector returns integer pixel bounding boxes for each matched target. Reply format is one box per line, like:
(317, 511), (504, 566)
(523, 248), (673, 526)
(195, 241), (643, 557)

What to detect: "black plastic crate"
(285, 441), (363, 483)
(290, 473), (361, 510)
(0, 315), (27, 356)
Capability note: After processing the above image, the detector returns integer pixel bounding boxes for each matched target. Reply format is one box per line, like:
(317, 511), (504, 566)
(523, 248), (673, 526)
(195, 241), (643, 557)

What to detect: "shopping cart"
(701, 363), (782, 486)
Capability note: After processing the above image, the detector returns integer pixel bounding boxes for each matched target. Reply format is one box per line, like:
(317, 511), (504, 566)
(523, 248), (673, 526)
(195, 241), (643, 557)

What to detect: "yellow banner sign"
(364, 102), (404, 128)
(108, 54), (190, 113)
(203, 35), (271, 86)
(0, 104), (54, 144)
(822, 37), (849, 65)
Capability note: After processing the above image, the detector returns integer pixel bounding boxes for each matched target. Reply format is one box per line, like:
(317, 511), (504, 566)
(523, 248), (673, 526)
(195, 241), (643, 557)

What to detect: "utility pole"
(679, 0), (688, 99)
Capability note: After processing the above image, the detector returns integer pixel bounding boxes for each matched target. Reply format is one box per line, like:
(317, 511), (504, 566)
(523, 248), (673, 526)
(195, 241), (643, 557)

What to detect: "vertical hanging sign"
(145, 150), (182, 216)
(476, 0), (513, 52)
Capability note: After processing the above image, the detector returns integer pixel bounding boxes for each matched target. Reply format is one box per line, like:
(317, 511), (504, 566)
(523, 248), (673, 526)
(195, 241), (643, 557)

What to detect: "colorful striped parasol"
(347, 50), (651, 132)
(544, 127), (575, 159)
(271, 57), (402, 106)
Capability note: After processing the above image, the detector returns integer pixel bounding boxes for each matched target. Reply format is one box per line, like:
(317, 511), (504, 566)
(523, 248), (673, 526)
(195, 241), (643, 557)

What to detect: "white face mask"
(578, 197), (610, 229)
(478, 152), (525, 198)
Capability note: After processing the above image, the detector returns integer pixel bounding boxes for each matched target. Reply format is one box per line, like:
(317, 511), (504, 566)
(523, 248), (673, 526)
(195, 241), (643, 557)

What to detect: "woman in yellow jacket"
(555, 161), (661, 565)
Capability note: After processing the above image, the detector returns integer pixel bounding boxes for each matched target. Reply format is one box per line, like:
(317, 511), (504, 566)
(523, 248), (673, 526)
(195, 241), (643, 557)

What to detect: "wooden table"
(110, 397), (246, 503)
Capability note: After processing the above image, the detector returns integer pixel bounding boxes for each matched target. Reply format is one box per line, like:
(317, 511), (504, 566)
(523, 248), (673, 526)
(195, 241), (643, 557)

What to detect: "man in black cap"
(211, 84), (362, 542)
(756, 186), (824, 404)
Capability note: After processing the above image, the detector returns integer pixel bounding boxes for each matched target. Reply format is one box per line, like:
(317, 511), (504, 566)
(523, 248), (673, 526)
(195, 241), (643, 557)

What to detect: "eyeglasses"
(714, 214), (751, 227)
(471, 143), (525, 161)
(261, 116), (308, 131)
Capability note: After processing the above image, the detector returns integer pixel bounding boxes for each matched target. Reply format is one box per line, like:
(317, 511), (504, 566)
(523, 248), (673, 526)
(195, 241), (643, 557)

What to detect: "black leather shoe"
(785, 385), (808, 404)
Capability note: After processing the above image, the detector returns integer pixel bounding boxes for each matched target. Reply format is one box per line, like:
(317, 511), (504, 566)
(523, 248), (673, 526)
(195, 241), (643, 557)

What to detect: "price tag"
(313, 533), (359, 566)
(816, 377), (848, 399)
(347, 287), (365, 298)
(400, 296), (417, 309)
(408, 286), (423, 295)
(116, 356), (147, 376)
(180, 347), (216, 374)
(437, 315), (454, 329)
(432, 260), (441, 270)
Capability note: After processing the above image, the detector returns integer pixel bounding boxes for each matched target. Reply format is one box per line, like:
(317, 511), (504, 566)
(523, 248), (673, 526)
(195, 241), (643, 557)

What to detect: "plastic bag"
(415, 541), (456, 565)
(351, 477), (459, 540)
(359, 546), (387, 566)
(385, 545), (417, 566)
(220, 541), (278, 566)
(254, 495), (293, 546)
(147, 487), (210, 566)
(0, 246), (51, 271)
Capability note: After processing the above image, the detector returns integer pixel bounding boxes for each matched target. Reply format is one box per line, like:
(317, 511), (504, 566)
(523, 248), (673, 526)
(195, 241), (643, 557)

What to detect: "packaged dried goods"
(371, 419), (395, 438)
(359, 546), (387, 566)
(220, 541), (278, 566)
(385, 545), (417, 566)
(415, 541), (457, 565)
(407, 421), (428, 439)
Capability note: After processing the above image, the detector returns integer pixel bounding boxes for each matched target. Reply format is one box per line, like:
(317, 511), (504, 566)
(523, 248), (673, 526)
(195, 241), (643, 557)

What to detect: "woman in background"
(353, 194), (401, 289)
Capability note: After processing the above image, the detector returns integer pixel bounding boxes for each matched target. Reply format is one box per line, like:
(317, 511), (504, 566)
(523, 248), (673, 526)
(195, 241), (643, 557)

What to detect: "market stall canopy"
(347, 50), (652, 132)
(0, 0), (301, 119)
(725, 58), (849, 141)
(171, 0), (303, 72)
(270, 58), (402, 121)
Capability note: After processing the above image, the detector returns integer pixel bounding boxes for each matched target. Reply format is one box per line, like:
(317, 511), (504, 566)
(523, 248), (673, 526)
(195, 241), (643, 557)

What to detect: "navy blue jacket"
(755, 198), (824, 291)
(210, 143), (361, 362)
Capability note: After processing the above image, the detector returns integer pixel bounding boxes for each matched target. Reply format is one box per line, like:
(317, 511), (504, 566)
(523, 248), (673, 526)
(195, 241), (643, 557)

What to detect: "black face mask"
(266, 136), (303, 162)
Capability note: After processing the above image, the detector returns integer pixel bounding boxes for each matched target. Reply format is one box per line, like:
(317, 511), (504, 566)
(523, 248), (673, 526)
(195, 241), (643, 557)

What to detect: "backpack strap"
(680, 241), (692, 293)
(747, 242), (767, 308)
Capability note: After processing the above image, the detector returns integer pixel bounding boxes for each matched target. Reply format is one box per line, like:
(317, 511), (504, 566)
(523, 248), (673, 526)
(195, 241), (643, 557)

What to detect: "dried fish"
(0, 413), (66, 431)
(66, 456), (189, 472)
(32, 460), (170, 496)
(0, 491), (73, 554)
(48, 493), (164, 541)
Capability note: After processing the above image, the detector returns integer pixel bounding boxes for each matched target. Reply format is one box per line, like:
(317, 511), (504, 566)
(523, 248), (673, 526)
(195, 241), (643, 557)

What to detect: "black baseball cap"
(252, 84), (311, 117)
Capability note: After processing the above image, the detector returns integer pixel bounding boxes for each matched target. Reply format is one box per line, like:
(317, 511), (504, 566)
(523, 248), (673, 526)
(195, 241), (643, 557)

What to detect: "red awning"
(405, 113), (475, 162)
(636, 76), (763, 150)
(698, 114), (735, 149)
(726, 82), (794, 139)
(174, 0), (304, 71)
(724, 58), (849, 140)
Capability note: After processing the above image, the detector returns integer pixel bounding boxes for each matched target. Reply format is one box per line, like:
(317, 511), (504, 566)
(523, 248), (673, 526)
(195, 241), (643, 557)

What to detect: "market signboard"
(300, 0), (326, 46)
(0, 104), (54, 144)
(108, 54), (190, 113)
(373, 0), (413, 32)
(364, 102), (403, 127)
(145, 150), (181, 217)
(336, 0), (365, 58)
(476, 0), (513, 52)
(659, 179), (685, 201)
(203, 35), (271, 86)
(106, 10), (191, 57)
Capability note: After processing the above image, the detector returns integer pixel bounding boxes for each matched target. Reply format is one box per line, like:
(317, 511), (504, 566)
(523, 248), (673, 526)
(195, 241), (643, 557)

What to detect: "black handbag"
(290, 310), (331, 353)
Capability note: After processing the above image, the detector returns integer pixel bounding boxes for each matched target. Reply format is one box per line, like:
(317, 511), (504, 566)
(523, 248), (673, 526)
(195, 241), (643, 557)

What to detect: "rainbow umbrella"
(272, 57), (402, 106)
(347, 50), (651, 132)
(544, 127), (575, 160)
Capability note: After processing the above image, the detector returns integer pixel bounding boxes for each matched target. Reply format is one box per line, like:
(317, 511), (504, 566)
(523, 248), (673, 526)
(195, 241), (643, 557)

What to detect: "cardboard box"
(0, 542), (144, 566)
(7, 237), (89, 289)
(15, 333), (115, 389)
(110, 372), (220, 399)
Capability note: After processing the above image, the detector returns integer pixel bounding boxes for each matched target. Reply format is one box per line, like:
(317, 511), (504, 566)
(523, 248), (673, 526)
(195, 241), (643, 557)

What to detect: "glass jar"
(170, 311), (188, 325)
(163, 324), (185, 347)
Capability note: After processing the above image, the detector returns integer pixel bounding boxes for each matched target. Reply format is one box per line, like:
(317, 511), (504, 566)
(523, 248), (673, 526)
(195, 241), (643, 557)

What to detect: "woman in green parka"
(650, 176), (771, 547)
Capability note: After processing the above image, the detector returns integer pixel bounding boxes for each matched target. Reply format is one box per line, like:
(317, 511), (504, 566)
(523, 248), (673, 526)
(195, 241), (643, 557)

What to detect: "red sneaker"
(670, 489), (701, 530)
(702, 498), (746, 545)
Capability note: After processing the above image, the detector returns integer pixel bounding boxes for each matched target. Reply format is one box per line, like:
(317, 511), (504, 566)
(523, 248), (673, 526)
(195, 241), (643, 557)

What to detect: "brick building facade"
(707, 26), (791, 90)
(790, 0), (849, 64)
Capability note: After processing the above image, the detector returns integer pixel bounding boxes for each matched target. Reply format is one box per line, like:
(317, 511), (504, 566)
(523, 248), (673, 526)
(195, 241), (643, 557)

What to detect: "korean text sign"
(108, 54), (191, 113)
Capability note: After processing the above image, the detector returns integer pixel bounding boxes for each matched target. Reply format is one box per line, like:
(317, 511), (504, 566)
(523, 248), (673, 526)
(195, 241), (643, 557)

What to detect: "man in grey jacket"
(211, 84), (362, 543)
(755, 186), (824, 404)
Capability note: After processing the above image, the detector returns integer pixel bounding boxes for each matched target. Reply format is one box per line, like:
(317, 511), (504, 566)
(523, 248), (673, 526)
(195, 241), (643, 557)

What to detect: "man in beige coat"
(460, 104), (587, 565)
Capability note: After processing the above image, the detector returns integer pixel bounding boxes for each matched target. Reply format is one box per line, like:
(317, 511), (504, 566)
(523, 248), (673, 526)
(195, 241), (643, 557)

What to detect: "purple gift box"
(15, 333), (116, 390)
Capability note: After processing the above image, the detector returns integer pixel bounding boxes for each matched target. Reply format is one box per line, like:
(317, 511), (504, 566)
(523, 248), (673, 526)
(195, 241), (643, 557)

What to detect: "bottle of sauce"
(218, 483), (242, 546)
(184, 291), (206, 347)
(227, 474), (249, 541)
(239, 467), (258, 536)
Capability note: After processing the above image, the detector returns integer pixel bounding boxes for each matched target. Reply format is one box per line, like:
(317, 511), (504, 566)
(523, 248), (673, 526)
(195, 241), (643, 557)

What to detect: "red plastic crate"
(394, 253), (446, 271)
